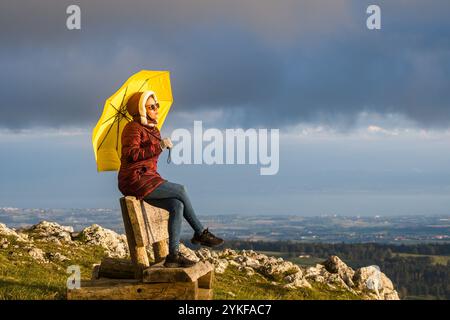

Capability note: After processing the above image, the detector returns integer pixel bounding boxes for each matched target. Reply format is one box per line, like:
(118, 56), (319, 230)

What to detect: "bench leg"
(198, 270), (214, 289)
(153, 239), (169, 263)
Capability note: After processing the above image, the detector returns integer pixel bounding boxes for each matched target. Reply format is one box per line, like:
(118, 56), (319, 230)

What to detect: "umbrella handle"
(167, 147), (172, 164)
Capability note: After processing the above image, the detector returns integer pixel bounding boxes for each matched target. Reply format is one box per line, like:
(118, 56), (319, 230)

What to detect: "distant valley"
(1, 207), (449, 244)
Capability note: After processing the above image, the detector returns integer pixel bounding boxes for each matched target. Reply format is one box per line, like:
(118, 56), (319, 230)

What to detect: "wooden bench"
(67, 196), (214, 300)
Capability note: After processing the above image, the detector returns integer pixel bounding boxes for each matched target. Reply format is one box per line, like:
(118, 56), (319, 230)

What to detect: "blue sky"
(0, 0), (449, 215)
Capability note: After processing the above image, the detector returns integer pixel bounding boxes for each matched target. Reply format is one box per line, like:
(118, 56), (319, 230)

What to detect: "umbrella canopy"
(92, 70), (173, 172)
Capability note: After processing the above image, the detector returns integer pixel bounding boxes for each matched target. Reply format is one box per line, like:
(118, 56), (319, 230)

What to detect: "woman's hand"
(160, 137), (173, 150)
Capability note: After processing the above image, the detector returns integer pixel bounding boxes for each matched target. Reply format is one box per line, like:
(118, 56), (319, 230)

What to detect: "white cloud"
(282, 112), (450, 141)
(367, 125), (399, 136)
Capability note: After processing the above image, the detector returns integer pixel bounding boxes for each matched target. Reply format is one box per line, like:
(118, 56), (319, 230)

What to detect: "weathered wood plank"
(120, 197), (149, 278)
(119, 197), (139, 264)
(67, 279), (198, 300)
(91, 264), (101, 280)
(133, 247), (149, 279)
(198, 270), (214, 289)
(198, 288), (213, 300)
(120, 196), (175, 278)
(98, 258), (136, 279)
(153, 239), (169, 263)
(123, 197), (150, 275)
(141, 201), (169, 243)
(143, 261), (214, 283)
(124, 196), (147, 247)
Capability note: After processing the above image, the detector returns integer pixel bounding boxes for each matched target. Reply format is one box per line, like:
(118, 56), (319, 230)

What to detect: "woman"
(118, 91), (224, 268)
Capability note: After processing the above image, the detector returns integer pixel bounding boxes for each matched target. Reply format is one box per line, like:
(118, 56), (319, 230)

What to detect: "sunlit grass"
(0, 237), (360, 300)
(0, 235), (105, 300)
(214, 265), (360, 300)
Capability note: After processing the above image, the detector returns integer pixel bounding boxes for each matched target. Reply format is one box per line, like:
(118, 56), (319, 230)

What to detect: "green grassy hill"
(0, 221), (400, 300)
(0, 233), (360, 300)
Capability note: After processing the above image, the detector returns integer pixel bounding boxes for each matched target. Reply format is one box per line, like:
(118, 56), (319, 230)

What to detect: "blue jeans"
(142, 181), (205, 255)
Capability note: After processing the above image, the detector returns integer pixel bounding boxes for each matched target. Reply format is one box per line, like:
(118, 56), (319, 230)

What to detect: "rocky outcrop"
(0, 237), (9, 249)
(78, 224), (129, 258)
(304, 263), (353, 292)
(1, 221), (129, 259)
(353, 265), (399, 300)
(323, 255), (355, 287)
(0, 223), (29, 242)
(27, 247), (47, 263)
(191, 248), (399, 300)
(24, 221), (73, 244)
(0, 223), (18, 237)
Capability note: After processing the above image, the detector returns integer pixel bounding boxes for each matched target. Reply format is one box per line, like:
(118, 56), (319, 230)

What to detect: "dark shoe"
(163, 252), (197, 268)
(191, 228), (224, 247)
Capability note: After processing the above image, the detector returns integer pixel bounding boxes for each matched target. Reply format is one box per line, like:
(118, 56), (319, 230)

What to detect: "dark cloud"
(0, 0), (449, 130)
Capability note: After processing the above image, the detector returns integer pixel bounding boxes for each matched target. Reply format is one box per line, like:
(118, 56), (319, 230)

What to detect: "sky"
(0, 0), (449, 216)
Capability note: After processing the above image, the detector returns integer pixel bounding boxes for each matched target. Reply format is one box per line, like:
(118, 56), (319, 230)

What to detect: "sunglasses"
(145, 102), (160, 111)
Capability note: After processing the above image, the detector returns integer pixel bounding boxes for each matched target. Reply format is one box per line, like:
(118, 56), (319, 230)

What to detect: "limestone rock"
(195, 247), (213, 261)
(26, 221), (73, 244)
(179, 243), (200, 262)
(353, 266), (400, 300)
(238, 266), (255, 276)
(0, 223), (29, 242)
(0, 223), (18, 237)
(27, 247), (48, 263)
(215, 258), (229, 274)
(323, 255), (355, 287)
(218, 248), (238, 259)
(233, 255), (261, 270)
(260, 259), (302, 280)
(79, 224), (129, 258)
(305, 264), (330, 284)
(229, 260), (240, 267)
(46, 252), (70, 262)
(0, 237), (9, 249)
(186, 247), (399, 299)
(283, 272), (312, 289)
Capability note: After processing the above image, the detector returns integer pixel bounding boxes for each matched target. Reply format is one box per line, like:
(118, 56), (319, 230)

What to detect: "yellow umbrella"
(92, 70), (173, 172)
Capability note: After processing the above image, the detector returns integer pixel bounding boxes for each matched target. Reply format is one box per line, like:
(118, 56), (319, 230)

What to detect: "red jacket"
(118, 120), (166, 200)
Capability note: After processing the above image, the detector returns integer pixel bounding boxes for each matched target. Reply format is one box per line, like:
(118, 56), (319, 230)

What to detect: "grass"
(0, 235), (106, 300)
(0, 238), (360, 300)
(394, 253), (450, 266)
